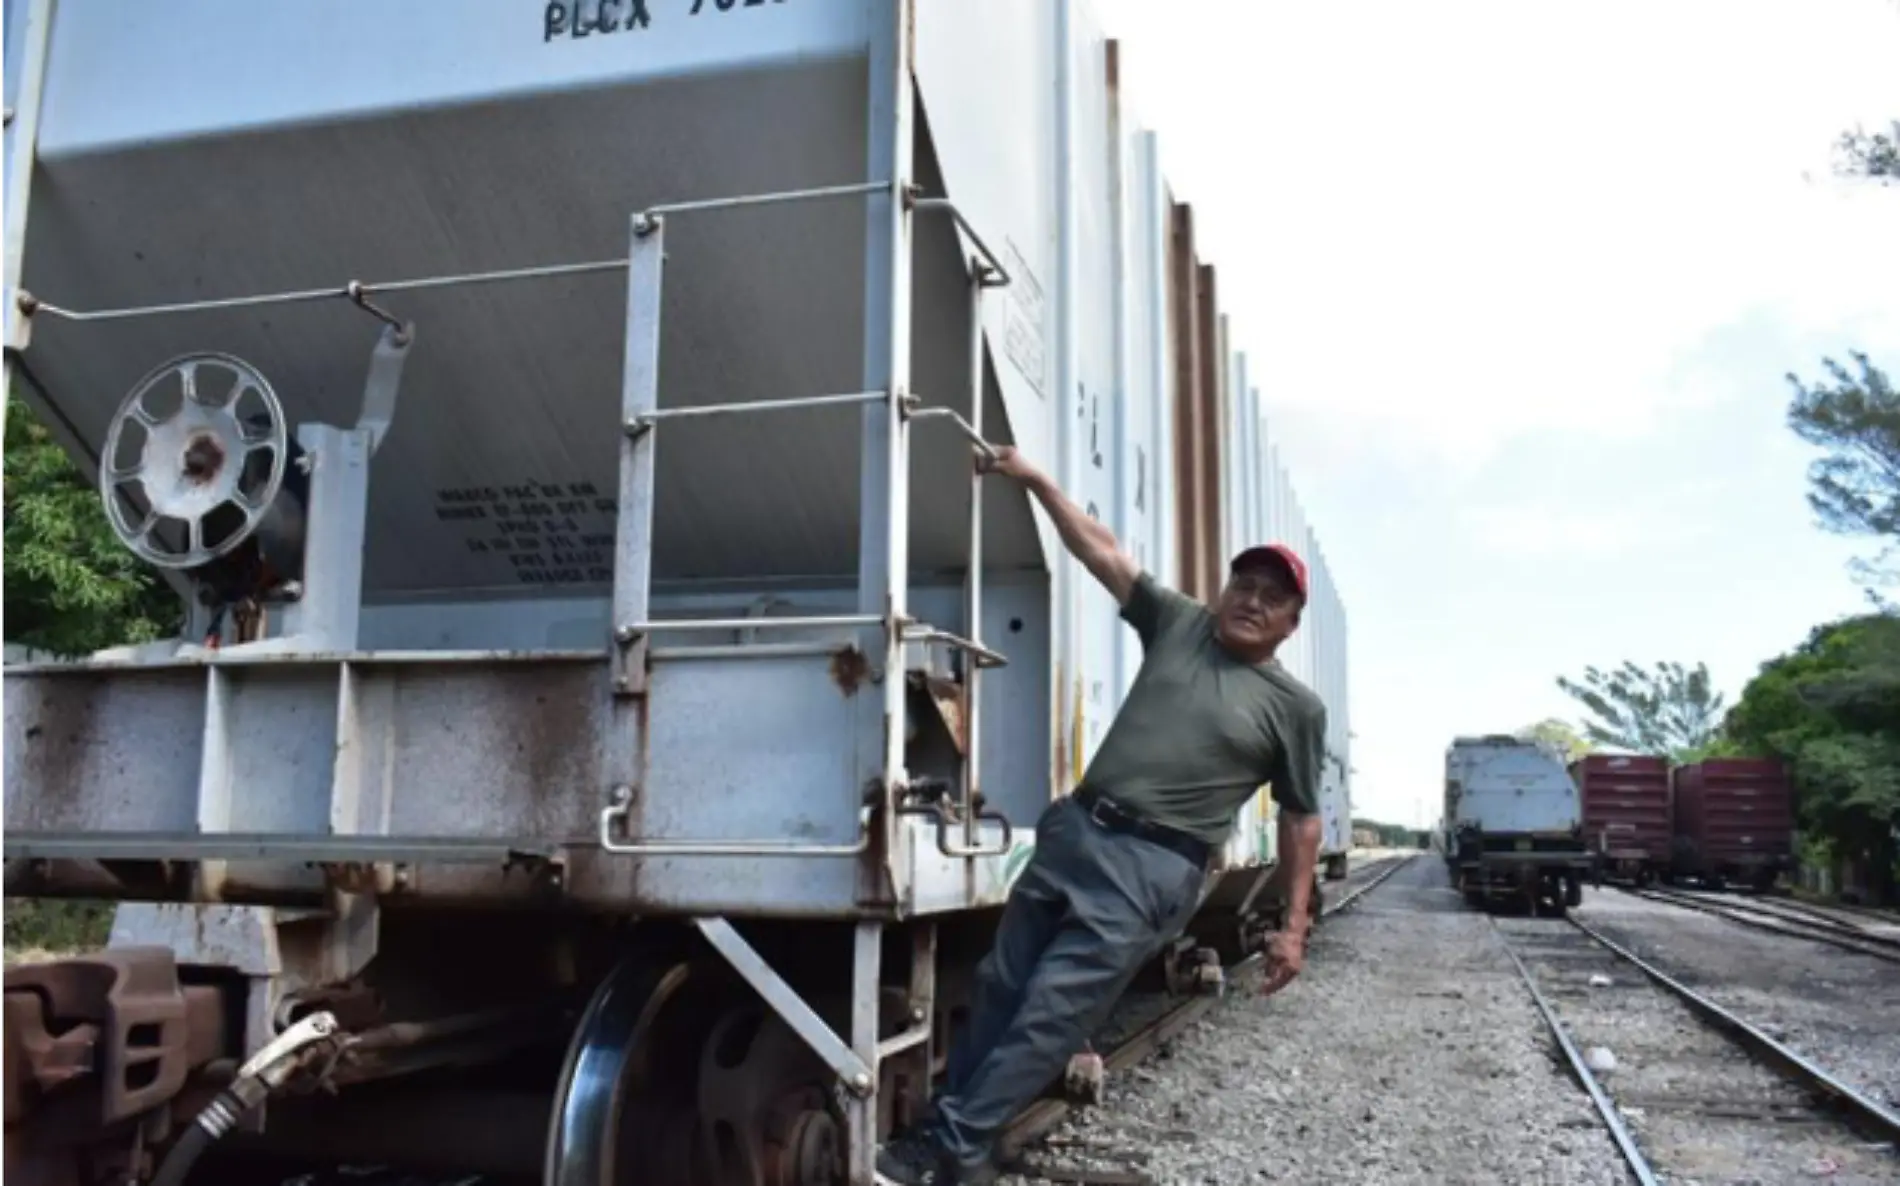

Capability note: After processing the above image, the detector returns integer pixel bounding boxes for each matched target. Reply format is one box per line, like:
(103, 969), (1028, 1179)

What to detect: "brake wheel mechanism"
(97, 352), (290, 570)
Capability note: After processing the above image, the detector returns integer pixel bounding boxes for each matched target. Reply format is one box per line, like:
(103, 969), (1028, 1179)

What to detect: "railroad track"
(1785, 893), (1900, 928)
(997, 853), (1417, 1174)
(1736, 892), (1900, 937)
(1627, 886), (1900, 964)
(1495, 913), (1900, 1185)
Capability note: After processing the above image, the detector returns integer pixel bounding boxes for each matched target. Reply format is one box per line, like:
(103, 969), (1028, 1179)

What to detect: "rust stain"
(1051, 662), (1067, 801)
(830, 645), (872, 696)
(503, 666), (602, 838)
(1069, 670), (1085, 790)
(917, 674), (967, 755)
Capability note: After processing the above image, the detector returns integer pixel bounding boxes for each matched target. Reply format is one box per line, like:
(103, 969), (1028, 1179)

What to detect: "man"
(878, 445), (1327, 1186)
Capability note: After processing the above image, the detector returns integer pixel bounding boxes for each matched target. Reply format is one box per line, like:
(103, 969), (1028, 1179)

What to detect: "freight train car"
(1571, 754), (1672, 887)
(1, 2), (1350, 1183)
(1444, 736), (1592, 916)
(1670, 759), (1796, 891)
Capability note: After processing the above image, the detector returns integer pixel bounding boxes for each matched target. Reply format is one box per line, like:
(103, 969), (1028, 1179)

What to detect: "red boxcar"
(1670, 758), (1796, 891)
(1571, 754), (1672, 885)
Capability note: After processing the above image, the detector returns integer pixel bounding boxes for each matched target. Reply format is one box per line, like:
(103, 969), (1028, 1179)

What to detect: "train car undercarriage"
(3, 877), (1314, 1186)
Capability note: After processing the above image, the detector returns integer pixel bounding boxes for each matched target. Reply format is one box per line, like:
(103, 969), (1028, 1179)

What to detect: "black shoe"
(876, 1137), (955, 1186)
(876, 1140), (999, 1186)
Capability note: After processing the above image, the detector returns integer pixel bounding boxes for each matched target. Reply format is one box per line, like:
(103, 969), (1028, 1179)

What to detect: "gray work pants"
(931, 793), (1207, 1170)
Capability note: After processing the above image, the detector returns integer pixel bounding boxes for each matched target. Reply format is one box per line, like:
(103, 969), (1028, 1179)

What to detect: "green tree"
(3, 394), (179, 655)
(1724, 614), (1900, 904)
(1350, 817), (1417, 847)
(1784, 352), (1900, 601)
(1515, 718), (1595, 764)
(1555, 660), (1726, 761)
(1835, 119), (1898, 183)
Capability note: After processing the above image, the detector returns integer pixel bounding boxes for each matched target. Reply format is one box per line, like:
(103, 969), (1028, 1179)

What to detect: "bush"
(3, 898), (115, 958)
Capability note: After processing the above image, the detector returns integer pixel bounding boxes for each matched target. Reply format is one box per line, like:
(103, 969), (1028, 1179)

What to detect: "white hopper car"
(0, 1), (1352, 1183)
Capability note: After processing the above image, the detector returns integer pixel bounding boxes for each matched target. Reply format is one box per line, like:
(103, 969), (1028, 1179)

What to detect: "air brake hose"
(148, 1012), (340, 1186)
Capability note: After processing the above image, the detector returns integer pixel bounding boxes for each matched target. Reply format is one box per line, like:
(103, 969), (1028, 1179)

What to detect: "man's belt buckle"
(1086, 795), (1120, 830)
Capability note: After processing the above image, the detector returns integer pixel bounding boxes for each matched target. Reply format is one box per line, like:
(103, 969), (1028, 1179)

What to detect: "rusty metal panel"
(352, 658), (609, 843)
(3, 668), (206, 834)
(1572, 754), (1673, 863)
(1671, 759), (1795, 873)
(641, 650), (865, 847)
(220, 668), (339, 834)
(1168, 200), (1202, 597)
(4, 654), (609, 865)
(1193, 261), (1224, 602)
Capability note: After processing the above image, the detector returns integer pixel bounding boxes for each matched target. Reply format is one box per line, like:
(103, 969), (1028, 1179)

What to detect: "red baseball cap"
(1230, 544), (1309, 601)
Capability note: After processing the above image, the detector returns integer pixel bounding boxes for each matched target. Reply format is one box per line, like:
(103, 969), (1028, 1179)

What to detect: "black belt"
(1073, 787), (1211, 868)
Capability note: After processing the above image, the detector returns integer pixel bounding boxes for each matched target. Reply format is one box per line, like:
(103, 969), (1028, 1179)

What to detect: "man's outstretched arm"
(982, 446), (1139, 604)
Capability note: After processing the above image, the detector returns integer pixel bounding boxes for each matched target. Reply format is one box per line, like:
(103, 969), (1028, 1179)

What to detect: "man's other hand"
(1257, 928), (1306, 998)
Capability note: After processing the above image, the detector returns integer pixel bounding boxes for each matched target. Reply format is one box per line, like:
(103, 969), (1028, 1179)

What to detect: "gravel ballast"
(1575, 887), (1900, 1121)
(1013, 857), (1633, 1186)
(1497, 913), (1896, 1184)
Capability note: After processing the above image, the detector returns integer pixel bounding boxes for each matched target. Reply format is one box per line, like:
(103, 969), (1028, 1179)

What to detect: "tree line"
(1520, 122), (1899, 904)
(1351, 819), (1433, 849)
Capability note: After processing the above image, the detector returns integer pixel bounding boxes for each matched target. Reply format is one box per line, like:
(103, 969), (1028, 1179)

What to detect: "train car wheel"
(545, 955), (701, 1186)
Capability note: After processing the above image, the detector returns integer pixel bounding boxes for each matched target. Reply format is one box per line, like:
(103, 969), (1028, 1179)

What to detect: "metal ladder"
(581, 181), (1018, 863)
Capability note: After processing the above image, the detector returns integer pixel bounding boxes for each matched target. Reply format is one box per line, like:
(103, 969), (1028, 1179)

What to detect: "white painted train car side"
(1009, 1), (1351, 891)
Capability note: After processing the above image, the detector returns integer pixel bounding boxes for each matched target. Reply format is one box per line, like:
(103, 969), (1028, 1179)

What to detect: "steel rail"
(1628, 887), (1900, 964)
(997, 853), (1418, 1163)
(1567, 916), (1900, 1150)
(1761, 894), (1900, 930)
(1492, 923), (1660, 1186)
(1783, 892), (1900, 926)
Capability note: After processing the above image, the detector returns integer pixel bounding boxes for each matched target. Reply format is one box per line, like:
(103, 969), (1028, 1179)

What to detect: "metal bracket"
(896, 798), (1013, 860)
(610, 628), (648, 698)
(355, 320), (412, 452)
(197, 325), (411, 654)
(692, 917), (875, 1096)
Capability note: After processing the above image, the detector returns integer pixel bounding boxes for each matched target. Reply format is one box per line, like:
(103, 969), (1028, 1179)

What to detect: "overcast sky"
(1089, 0), (1900, 829)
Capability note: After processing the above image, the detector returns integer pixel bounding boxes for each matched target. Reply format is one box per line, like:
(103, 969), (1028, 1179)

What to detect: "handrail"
(632, 389), (885, 426)
(19, 182), (1014, 324)
(623, 614), (885, 634)
(904, 400), (1000, 463)
(597, 789), (873, 858)
(903, 626), (1007, 670)
(909, 194), (1014, 288)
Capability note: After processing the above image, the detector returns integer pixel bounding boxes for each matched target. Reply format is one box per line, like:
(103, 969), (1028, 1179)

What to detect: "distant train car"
(1670, 759), (1796, 891)
(1571, 754), (1672, 886)
(1445, 735), (1593, 916)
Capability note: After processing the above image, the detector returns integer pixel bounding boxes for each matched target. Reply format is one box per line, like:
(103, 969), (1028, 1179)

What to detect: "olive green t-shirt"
(1076, 572), (1328, 848)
